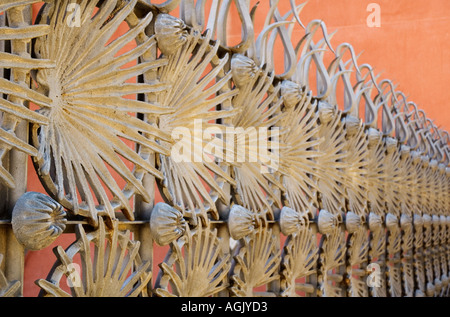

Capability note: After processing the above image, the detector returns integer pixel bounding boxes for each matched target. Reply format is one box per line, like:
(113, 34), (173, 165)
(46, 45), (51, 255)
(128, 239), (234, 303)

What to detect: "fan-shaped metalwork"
(228, 54), (284, 220)
(230, 227), (281, 297)
(36, 219), (151, 297)
(318, 227), (346, 297)
(315, 105), (347, 217)
(153, 14), (237, 222)
(279, 81), (321, 218)
(343, 117), (369, 217)
(154, 223), (230, 297)
(346, 226), (369, 297)
(280, 223), (318, 297)
(30, 0), (172, 225)
(366, 129), (386, 218)
(0, 0), (449, 299)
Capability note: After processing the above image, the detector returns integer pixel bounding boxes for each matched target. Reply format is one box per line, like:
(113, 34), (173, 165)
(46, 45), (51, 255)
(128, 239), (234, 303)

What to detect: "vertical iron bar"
(134, 16), (158, 296)
(3, 4), (35, 296)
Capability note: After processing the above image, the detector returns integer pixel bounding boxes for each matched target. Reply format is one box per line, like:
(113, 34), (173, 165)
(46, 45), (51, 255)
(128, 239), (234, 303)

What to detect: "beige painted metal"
(0, 0), (448, 297)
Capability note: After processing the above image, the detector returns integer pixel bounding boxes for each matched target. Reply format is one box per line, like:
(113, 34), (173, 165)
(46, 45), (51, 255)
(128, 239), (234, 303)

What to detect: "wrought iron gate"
(0, 0), (449, 297)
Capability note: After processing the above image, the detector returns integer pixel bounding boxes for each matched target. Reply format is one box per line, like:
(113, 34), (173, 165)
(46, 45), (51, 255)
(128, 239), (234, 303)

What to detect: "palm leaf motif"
(384, 140), (402, 297)
(369, 226), (386, 260)
(229, 54), (284, 219)
(368, 218), (388, 297)
(36, 220), (151, 297)
(318, 228), (346, 297)
(423, 216), (434, 295)
(343, 117), (368, 217)
(368, 213), (386, 245)
(0, 254), (20, 297)
(280, 227), (318, 297)
(403, 262), (415, 297)
(230, 227), (280, 297)
(316, 105), (347, 216)
(401, 214), (415, 297)
(384, 138), (402, 216)
(30, 0), (172, 224)
(413, 215), (426, 295)
(347, 228), (369, 265)
(398, 147), (416, 215)
(154, 224), (230, 297)
(366, 129), (386, 217)
(412, 153), (426, 214)
(387, 265), (403, 297)
(346, 228), (369, 297)
(431, 165), (443, 216)
(415, 260), (426, 296)
(279, 81), (321, 218)
(0, 1), (54, 188)
(421, 161), (434, 216)
(153, 14), (237, 221)
(441, 169), (449, 219)
(439, 250), (448, 297)
(426, 165), (438, 216)
(432, 216), (442, 290)
(437, 169), (448, 227)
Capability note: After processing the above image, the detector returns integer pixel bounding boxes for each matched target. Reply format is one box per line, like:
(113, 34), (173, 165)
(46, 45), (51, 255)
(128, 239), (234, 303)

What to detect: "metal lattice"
(0, 0), (449, 298)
